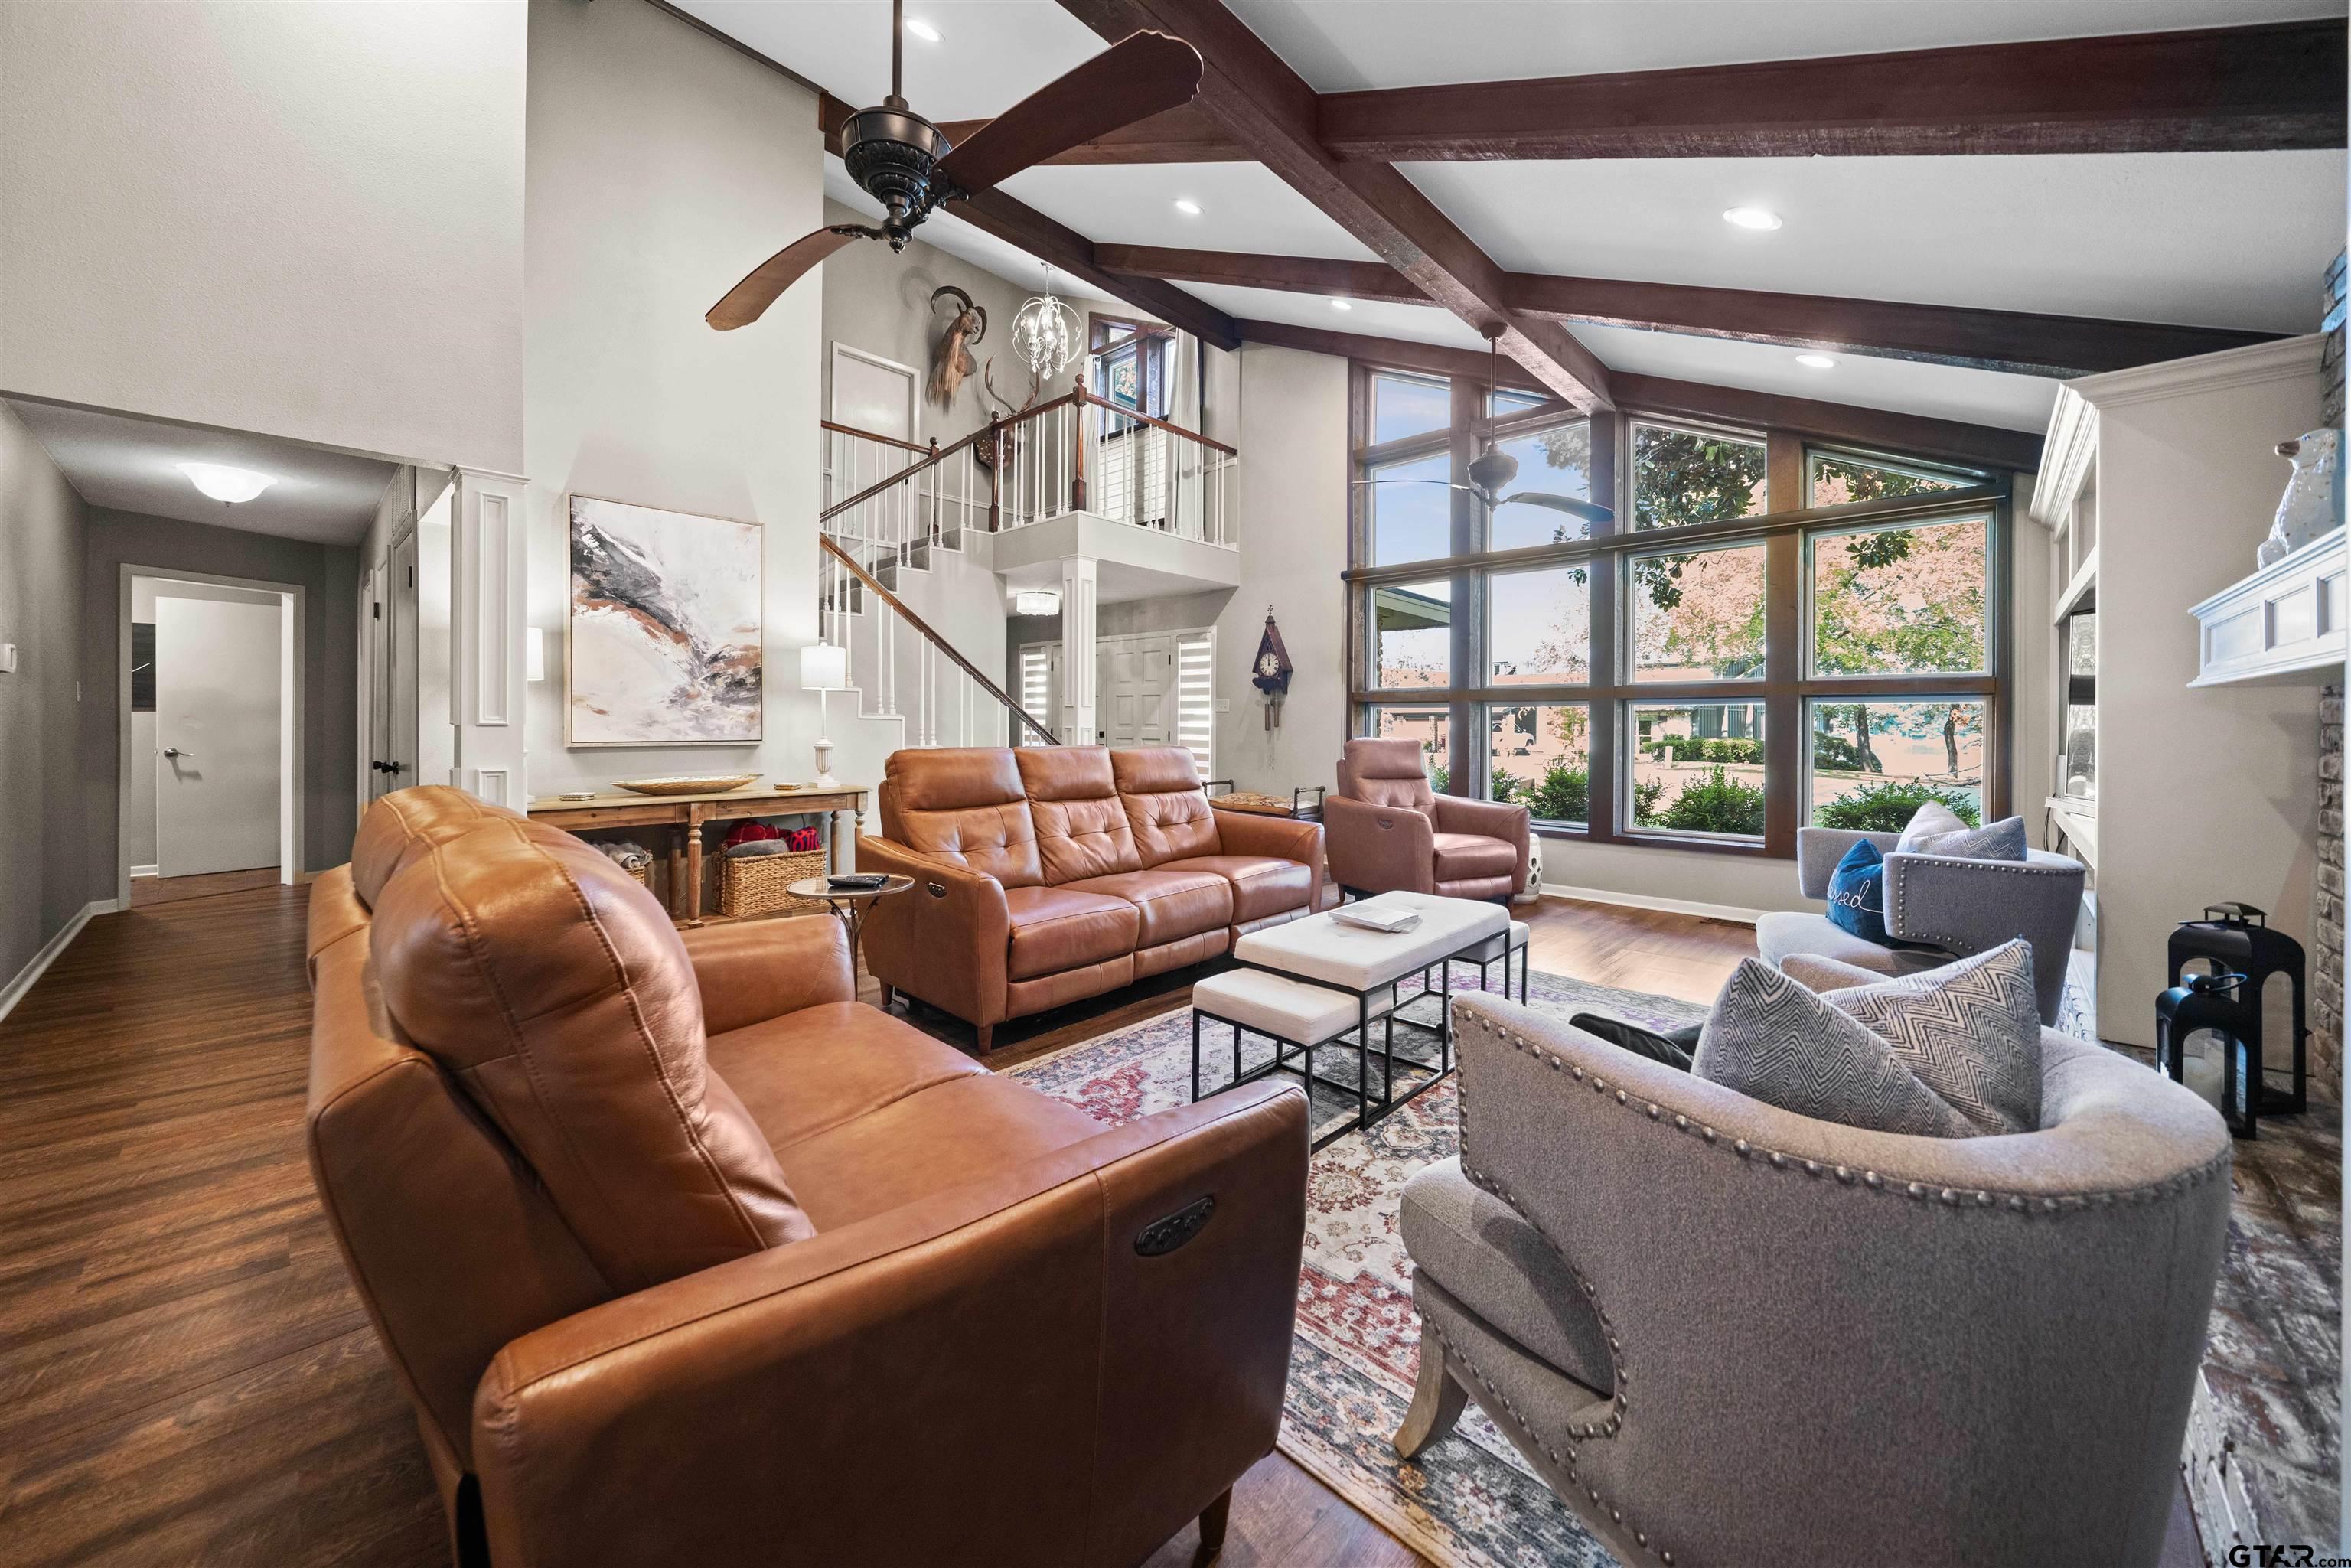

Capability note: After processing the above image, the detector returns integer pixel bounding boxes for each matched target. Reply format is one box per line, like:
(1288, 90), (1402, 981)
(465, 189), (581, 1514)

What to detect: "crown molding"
(2062, 332), (2323, 410)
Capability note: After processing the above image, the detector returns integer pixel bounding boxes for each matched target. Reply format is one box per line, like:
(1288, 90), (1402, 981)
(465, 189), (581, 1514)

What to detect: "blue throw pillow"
(1824, 839), (1895, 946)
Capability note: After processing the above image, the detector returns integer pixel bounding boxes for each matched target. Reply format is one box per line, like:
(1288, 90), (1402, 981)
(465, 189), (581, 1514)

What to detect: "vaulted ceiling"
(672, 0), (2346, 437)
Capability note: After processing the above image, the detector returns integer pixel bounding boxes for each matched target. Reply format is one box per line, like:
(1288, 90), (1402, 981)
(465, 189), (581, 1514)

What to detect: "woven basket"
(718, 848), (830, 919)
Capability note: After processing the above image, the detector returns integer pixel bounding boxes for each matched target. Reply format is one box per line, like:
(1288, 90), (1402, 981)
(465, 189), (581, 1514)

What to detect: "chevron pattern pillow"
(1818, 940), (2042, 1135)
(1693, 960), (1977, 1139)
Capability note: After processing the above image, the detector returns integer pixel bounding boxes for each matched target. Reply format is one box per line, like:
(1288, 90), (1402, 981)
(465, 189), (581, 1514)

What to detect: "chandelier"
(1012, 265), (1080, 380)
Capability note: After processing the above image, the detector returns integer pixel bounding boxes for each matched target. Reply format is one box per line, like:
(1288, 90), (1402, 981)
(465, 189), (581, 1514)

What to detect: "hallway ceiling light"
(177, 462), (278, 504)
(1173, 198), (1202, 215)
(1795, 353), (1837, 369)
(1014, 588), (1061, 617)
(905, 17), (941, 41)
(1722, 207), (1783, 231)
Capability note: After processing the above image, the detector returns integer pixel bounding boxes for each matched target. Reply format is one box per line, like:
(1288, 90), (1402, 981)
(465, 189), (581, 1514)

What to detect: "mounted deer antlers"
(973, 357), (1042, 472)
(928, 285), (986, 408)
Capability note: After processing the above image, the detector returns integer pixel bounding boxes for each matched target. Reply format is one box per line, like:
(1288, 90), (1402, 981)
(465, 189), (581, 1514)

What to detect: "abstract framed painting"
(566, 494), (764, 746)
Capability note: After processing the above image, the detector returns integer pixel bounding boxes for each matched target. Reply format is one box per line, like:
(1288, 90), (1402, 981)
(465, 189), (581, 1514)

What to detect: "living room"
(0, 2), (2344, 1565)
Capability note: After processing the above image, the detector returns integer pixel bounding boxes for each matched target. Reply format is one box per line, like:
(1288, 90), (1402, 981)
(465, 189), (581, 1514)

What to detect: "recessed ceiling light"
(905, 18), (941, 41)
(1723, 207), (1782, 232)
(178, 462), (277, 504)
(1795, 353), (1837, 370)
(1331, 298), (1354, 311)
(1172, 198), (1202, 216)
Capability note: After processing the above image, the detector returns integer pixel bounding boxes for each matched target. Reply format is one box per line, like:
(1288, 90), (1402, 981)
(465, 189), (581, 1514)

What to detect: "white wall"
(521, 0), (826, 797)
(1210, 345), (1351, 797)
(0, 1), (526, 474)
(2092, 347), (2322, 1045)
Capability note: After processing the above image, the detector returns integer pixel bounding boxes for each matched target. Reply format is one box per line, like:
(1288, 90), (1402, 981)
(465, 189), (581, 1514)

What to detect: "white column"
(450, 468), (530, 807)
(1058, 555), (1098, 746)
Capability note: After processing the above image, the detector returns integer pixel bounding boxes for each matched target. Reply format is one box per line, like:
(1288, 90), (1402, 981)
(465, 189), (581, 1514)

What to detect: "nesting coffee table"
(1191, 892), (1511, 1148)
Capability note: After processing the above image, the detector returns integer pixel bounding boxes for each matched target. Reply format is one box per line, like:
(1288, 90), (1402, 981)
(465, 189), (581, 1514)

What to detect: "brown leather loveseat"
(858, 746), (1325, 1051)
(305, 786), (1309, 1568)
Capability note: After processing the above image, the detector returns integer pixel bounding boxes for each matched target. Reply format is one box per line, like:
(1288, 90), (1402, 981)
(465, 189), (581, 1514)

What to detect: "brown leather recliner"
(306, 785), (1309, 1568)
(857, 746), (1324, 1051)
(1325, 737), (1531, 901)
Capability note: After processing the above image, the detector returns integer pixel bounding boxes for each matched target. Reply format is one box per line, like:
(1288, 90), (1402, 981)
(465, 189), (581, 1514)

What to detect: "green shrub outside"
(1809, 732), (1866, 771)
(1529, 763), (1587, 824)
(1656, 766), (1767, 835)
(1629, 776), (1668, 822)
(1814, 780), (1981, 833)
(1652, 735), (1760, 764)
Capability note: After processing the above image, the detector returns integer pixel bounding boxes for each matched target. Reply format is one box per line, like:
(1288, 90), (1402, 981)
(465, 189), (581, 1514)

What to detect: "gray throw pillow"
(1819, 940), (2042, 1136)
(1897, 804), (2027, 862)
(1693, 960), (1976, 1139)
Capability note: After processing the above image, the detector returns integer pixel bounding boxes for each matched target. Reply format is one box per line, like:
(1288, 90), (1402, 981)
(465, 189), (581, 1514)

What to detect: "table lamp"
(799, 642), (847, 787)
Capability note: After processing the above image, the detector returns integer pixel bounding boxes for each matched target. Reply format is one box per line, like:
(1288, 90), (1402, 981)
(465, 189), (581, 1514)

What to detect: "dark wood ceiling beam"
(818, 93), (1241, 350)
(1231, 318), (2042, 471)
(967, 21), (2346, 162)
(1052, 0), (1612, 412)
(1319, 20), (2344, 159)
(1096, 244), (2283, 375)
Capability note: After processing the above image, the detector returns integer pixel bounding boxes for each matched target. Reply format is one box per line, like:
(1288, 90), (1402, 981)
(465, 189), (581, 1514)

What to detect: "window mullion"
(1762, 432), (1805, 856)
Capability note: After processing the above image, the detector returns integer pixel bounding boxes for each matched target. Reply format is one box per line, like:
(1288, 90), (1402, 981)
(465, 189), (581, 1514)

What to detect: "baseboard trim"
(1540, 882), (1766, 926)
(129, 864), (158, 879)
(0, 899), (120, 1024)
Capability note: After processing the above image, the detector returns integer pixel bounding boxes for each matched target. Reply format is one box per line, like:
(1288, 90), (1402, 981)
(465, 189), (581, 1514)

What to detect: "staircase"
(814, 379), (1236, 774)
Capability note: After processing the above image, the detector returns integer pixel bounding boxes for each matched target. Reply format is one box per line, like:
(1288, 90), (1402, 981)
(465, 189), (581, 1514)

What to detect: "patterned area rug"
(1006, 966), (1706, 1568)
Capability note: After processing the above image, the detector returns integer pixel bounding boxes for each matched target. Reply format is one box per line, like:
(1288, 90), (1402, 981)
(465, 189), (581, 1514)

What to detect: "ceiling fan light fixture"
(1723, 207), (1782, 232)
(1172, 198), (1202, 215)
(1331, 298), (1353, 311)
(905, 17), (941, 41)
(1795, 352), (1837, 370)
(177, 461), (277, 504)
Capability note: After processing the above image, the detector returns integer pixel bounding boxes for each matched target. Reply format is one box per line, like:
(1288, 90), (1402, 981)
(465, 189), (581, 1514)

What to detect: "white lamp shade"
(525, 626), (546, 683)
(800, 642), (847, 691)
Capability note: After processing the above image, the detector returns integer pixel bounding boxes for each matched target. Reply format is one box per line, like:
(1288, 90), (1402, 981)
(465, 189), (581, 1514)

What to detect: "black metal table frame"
(1190, 926), (1507, 1145)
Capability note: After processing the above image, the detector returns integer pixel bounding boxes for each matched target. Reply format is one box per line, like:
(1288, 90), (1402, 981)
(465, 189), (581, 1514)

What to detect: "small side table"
(787, 875), (914, 986)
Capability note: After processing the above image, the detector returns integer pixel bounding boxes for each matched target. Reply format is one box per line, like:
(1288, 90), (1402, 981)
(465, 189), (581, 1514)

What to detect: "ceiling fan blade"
(1353, 478), (1474, 491)
(706, 228), (866, 330)
(936, 31), (1203, 194)
(1499, 491), (1615, 524)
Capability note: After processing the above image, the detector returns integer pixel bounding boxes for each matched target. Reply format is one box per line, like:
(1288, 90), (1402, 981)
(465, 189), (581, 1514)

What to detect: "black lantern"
(2167, 902), (2307, 1117)
(2156, 970), (2260, 1139)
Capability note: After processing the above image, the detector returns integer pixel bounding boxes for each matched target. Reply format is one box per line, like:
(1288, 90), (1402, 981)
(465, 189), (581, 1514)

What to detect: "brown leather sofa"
(306, 785), (1309, 1568)
(1325, 737), (1531, 901)
(857, 745), (1325, 1051)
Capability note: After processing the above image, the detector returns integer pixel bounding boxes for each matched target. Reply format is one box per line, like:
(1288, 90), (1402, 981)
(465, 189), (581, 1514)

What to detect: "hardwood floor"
(0, 887), (2203, 1566)
(127, 865), (283, 908)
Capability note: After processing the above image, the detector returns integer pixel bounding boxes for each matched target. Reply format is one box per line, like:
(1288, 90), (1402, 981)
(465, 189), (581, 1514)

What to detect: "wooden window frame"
(1345, 359), (2014, 860)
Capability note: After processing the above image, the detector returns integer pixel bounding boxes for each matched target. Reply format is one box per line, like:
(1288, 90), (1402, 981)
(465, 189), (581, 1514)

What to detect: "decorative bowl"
(611, 774), (759, 797)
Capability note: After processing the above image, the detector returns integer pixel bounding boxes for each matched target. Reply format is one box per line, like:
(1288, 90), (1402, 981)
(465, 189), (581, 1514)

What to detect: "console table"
(526, 785), (869, 926)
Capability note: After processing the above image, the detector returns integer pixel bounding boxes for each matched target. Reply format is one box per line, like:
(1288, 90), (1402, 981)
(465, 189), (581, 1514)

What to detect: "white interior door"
(156, 597), (282, 877)
(385, 528), (419, 793)
(1099, 634), (1176, 747)
(831, 345), (917, 442)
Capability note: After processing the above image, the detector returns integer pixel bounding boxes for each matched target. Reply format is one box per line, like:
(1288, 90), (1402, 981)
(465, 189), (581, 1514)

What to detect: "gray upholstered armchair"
(1756, 826), (2086, 1024)
(1397, 990), (2230, 1568)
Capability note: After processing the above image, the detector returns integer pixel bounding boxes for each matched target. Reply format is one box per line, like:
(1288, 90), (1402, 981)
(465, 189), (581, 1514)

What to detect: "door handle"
(163, 747), (192, 759)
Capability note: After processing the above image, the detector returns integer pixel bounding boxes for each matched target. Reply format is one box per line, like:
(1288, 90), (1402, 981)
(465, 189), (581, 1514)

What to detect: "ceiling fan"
(706, 1), (1205, 331)
(1356, 324), (1616, 526)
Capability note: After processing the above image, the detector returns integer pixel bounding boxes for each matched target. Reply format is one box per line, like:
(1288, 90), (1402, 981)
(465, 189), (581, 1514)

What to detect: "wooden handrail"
(818, 390), (1087, 524)
(817, 534), (1059, 745)
(822, 419), (931, 455)
(1076, 386), (1238, 456)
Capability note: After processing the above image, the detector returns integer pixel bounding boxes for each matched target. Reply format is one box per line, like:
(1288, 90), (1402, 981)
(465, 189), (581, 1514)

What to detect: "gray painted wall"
(0, 403), (94, 984)
(82, 510), (359, 877)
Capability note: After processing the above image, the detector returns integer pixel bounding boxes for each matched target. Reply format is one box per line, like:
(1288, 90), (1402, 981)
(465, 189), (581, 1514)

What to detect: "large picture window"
(1348, 374), (2010, 857)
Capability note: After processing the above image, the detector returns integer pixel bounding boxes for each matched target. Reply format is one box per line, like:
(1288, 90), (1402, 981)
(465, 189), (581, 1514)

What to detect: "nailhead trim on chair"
(1440, 994), (2230, 1567)
(1452, 1001), (2234, 1215)
(1886, 855), (2076, 955)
